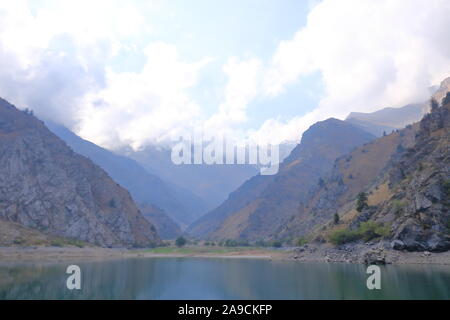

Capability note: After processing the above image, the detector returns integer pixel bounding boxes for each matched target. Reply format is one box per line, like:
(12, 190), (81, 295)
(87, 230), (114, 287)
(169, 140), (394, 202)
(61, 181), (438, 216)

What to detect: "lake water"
(0, 258), (449, 299)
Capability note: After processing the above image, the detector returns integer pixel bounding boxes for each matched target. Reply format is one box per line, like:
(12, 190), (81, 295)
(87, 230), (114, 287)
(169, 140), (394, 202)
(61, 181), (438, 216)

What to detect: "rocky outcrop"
(0, 98), (160, 247)
(383, 97), (450, 252)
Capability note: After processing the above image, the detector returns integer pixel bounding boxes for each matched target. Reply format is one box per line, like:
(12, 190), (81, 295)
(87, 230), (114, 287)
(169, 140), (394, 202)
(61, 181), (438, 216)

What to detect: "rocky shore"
(289, 242), (450, 265)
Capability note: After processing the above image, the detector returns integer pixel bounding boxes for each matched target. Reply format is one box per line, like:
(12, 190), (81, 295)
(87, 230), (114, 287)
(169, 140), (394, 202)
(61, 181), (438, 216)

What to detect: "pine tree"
(334, 213), (340, 224)
(356, 192), (369, 212)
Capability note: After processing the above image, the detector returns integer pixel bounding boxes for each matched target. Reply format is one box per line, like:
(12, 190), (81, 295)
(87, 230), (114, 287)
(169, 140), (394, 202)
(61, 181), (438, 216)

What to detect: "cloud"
(250, 0), (450, 144)
(204, 57), (262, 133)
(77, 42), (212, 149)
(0, 0), (149, 128)
(0, 0), (449, 151)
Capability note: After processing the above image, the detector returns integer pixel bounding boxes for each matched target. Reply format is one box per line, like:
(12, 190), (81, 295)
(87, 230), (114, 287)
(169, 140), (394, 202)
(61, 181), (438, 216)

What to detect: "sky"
(0, 0), (449, 150)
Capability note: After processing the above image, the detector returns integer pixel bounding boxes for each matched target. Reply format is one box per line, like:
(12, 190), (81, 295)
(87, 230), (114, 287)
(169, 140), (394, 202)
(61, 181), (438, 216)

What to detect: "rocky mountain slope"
(0, 98), (160, 247)
(46, 122), (204, 229)
(188, 119), (376, 240)
(283, 93), (450, 252)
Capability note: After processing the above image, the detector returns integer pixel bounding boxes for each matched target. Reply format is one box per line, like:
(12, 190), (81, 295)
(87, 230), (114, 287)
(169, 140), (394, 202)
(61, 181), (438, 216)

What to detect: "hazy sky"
(0, 0), (449, 149)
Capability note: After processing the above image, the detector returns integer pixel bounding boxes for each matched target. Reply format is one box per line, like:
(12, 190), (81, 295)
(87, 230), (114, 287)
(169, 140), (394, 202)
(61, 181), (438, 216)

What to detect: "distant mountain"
(121, 145), (259, 209)
(346, 103), (425, 137)
(345, 77), (450, 137)
(0, 98), (160, 247)
(188, 118), (376, 240)
(46, 122), (208, 228)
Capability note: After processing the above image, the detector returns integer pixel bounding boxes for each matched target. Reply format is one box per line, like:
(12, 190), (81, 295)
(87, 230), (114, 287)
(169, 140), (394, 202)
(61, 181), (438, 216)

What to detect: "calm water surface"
(0, 258), (449, 299)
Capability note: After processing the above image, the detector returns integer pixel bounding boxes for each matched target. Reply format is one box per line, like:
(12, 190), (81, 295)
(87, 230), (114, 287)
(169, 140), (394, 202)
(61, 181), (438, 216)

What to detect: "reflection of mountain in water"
(1, 259), (450, 300)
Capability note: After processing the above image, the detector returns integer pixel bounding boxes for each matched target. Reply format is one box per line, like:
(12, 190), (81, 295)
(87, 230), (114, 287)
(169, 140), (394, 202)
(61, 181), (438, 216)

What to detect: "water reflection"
(0, 258), (449, 300)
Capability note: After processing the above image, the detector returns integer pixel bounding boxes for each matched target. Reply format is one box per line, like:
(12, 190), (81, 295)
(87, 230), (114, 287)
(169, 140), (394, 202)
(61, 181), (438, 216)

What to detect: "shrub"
(296, 238), (308, 246)
(392, 200), (406, 216)
(329, 222), (390, 245)
(13, 238), (25, 245)
(442, 180), (450, 197)
(224, 239), (238, 247)
(108, 198), (117, 208)
(175, 236), (187, 247)
(50, 240), (64, 247)
(358, 221), (390, 241)
(271, 240), (282, 248)
(329, 229), (360, 245)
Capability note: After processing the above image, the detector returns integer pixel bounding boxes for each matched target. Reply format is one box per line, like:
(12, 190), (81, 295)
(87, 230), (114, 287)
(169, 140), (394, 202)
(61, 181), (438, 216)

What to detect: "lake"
(0, 258), (449, 299)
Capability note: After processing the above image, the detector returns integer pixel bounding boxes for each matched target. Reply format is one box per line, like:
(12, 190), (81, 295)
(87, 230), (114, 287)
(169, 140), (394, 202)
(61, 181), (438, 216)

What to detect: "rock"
(363, 249), (386, 265)
(391, 240), (405, 250)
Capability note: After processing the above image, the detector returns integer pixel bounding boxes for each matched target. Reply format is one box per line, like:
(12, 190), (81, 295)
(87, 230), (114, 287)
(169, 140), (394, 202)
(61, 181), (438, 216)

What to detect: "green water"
(0, 258), (449, 299)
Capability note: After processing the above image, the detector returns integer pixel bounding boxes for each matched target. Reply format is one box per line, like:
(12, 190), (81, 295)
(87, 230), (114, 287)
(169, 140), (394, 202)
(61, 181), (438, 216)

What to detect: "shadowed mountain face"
(188, 118), (376, 240)
(139, 204), (181, 239)
(0, 98), (160, 247)
(45, 123), (207, 229)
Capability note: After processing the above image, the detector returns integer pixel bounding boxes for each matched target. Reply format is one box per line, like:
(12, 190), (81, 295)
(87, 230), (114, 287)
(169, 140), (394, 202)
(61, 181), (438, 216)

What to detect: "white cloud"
(77, 42), (212, 149)
(250, 0), (450, 145)
(204, 57), (262, 133)
(0, 0), (449, 151)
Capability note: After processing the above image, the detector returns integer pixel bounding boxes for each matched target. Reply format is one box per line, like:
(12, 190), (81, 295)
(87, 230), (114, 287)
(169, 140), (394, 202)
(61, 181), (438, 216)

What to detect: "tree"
(318, 178), (325, 188)
(175, 236), (187, 247)
(430, 98), (439, 111)
(442, 92), (450, 107)
(333, 213), (340, 224)
(356, 192), (369, 212)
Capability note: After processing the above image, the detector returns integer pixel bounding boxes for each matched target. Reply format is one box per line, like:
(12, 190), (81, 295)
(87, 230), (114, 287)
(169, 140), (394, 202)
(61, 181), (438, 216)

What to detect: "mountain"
(139, 204), (181, 239)
(282, 92), (450, 252)
(45, 123), (207, 229)
(345, 77), (450, 137)
(188, 118), (376, 240)
(121, 145), (259, 209)
(0, 98), (160, 247)
(346, 103), (425, 137)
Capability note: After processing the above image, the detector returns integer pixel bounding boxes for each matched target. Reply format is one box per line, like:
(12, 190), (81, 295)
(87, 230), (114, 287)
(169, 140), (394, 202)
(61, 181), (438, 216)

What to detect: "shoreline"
(0, 245), (449, 265)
